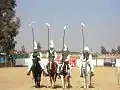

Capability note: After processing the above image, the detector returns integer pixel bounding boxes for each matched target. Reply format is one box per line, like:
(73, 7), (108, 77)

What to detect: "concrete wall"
(14, 58), (120, 67)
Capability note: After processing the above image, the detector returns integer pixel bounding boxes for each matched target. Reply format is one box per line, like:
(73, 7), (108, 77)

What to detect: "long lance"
(82, 25), (84, 55)
(48, 27), (50, 62)
(62, 29), (66, 63)
(32, 28), (34, 52)
(62, 30), (65, 51)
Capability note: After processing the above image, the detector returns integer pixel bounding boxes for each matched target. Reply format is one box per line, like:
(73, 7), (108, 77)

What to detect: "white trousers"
(27, 60), (44, 72)
(79, 60), (94, 75)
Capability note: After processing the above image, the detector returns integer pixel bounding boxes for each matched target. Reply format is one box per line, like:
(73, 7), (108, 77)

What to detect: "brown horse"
(31, 57), (42, 88)
(60, 62), (71, 89)
(46, 61), (58, 88)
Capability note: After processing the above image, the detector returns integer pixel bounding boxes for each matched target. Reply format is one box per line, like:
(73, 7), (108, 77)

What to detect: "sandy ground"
(0, 67), (120, 90)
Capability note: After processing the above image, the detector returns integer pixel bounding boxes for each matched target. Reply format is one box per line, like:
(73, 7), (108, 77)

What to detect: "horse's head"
(62, 62), (69, 74)
(82, 61), (87, 70)
(32, 56), (40, 66)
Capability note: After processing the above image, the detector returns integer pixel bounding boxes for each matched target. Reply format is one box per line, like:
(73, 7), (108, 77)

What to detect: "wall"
(1, 57), (120, 68)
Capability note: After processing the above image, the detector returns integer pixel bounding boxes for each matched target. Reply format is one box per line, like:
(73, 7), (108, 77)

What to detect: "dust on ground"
(0, 67), (120, 90)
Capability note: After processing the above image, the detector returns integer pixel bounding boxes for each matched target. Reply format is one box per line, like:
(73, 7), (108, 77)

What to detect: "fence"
(1, 57), (120, 68)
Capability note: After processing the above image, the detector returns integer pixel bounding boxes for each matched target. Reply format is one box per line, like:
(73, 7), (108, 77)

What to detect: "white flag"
(81, 23), (85, 27)
(45, 23), (50, 27)
(64, 25), (66, 30)
(34, 42), (37, 49)
(29, 21), (35, 26)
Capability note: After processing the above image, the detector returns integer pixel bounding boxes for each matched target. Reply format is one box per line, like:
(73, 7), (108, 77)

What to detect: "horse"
(46, 60), (58, 88)
(60, 61), (71, 89)
(81, 61), (92, 88)
(31, 56), (42, 88)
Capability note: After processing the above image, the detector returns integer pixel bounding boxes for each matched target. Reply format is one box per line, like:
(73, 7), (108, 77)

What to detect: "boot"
(80, 73), (83, 77)
(80, 68), (83, 77)
(27, 70), (31, 76)
(58, 73), (61, 79)
(91, 72), (94, 76)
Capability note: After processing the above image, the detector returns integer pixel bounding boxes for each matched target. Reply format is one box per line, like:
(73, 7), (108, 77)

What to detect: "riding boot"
(58, 66), (61, 79)
(80, 68), (83, 77)
(58, 73), (61, 79)
(80, 73), (83, 77)
(91, 72), (94, 76)
(27, 69), (31, 75)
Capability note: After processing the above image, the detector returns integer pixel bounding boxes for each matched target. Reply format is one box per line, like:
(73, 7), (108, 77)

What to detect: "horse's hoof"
(89, 85), (93, 88)
(67, 85), (72, 88)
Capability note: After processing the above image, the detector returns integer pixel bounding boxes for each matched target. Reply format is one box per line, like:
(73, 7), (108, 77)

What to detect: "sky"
(15, 0), (120, 52)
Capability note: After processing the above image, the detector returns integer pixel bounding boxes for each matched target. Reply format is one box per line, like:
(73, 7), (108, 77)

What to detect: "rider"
(57, 44), (72, 78)
(79, 46), (94, 77)
(46, 40), (57, 69)
(27, 50), (44, 75)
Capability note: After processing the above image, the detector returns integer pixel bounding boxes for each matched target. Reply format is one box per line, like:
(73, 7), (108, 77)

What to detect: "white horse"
(81, 61), (92, 88)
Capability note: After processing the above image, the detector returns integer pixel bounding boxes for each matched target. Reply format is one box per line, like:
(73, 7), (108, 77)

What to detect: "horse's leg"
(64, 76), (67, 88)
(55, 73), (57, 82)
(53, 73), (57, 86)
(89, 72), (92, 88)
(83, 74), (86, 88)
(37, 74), (41, 87)
(35, 77), (37, 87)
(51, 76), (55, 87)
(50, 76), (52, 87)
(86, 74), (89, 88)
(67, 76), (70, 87)
(61, 75), (64, 89)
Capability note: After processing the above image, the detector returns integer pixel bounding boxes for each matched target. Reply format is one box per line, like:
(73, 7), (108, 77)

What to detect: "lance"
(29, 21), (35, 52)
(62, 25), (67, 59)
(81, 23), (85, 54)
(44, 23), (51, 61)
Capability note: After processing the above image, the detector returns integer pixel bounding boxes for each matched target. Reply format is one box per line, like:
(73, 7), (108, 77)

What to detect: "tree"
(0, 0), (20, 55)
(111, 48), (116, 54)
(37, 42), (42, 51)
(100, 46), (107, 54)
(117, 45), (120, 54)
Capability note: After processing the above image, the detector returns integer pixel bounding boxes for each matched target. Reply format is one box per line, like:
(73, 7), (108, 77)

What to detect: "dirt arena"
(0, 67), (120, 90)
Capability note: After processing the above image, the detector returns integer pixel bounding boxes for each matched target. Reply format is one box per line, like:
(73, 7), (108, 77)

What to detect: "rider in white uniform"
(79, 46), (94, 77)
(46, 40), (57, 69)
(27, 51), (44, 75)
(57, 44), (72, 78)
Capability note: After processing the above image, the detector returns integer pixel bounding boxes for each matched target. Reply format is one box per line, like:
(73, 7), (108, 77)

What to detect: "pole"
(48, 27), (50, 61)
(62, 29), (65, 63)
(32, 28), (34, 52)
(62, 30), (65, 50)
(82, 26), (84, 54)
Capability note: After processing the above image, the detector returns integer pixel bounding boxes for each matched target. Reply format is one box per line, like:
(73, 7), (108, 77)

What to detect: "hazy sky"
(15, 0), (120, 52)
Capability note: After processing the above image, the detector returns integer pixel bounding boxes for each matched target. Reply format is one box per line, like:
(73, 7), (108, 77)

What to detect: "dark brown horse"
(46, 60), (58, 88)
(31, 56), (42, 88)
(60, 62), (71, 89)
